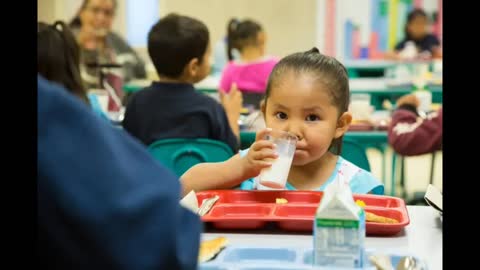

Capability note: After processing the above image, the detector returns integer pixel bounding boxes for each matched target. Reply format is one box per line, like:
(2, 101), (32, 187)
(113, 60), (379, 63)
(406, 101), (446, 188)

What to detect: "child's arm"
(180, 128), (276, 196)
(388, 107), (442, 156)
(180, 154), (250, 195)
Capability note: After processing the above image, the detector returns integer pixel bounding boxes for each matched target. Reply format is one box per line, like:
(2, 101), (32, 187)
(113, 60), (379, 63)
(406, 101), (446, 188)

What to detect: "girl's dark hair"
(264, 47), (350, 155)
(404, 8), (428, 40)
(69, 0), (118, 28)
(226, 18), (263, 60)
(38, 21), (89, 104)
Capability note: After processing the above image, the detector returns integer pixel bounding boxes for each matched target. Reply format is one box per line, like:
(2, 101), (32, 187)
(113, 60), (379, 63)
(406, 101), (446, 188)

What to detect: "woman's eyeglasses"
(86, 6), (114, 17)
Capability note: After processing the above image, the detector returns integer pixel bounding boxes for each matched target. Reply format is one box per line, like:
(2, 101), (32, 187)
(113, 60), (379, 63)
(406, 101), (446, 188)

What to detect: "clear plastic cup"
(258, 130), (298, 189)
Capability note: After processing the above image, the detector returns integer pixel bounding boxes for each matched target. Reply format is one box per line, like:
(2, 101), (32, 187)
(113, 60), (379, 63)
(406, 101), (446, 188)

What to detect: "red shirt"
(388, 107), (442, 156)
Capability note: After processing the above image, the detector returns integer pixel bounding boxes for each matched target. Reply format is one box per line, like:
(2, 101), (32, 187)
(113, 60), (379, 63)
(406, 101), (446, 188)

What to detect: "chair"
(391, 151), (438, 199)
(148, 138), (234, 176)
(340, 138), (371, 172)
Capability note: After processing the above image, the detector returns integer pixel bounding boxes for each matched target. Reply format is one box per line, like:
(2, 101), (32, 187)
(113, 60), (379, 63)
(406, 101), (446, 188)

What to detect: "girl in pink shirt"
(219, 18), (278, 94)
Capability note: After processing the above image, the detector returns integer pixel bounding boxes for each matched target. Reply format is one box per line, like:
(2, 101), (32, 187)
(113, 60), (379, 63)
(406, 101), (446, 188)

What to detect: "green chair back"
(341, 138), (371, 172)
(148, 138), (234, 176)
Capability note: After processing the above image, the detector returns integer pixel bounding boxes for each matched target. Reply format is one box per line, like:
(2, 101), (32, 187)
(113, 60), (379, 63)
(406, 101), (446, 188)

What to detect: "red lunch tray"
(197, 190), (410, 236)
(348, 123), (375, 131)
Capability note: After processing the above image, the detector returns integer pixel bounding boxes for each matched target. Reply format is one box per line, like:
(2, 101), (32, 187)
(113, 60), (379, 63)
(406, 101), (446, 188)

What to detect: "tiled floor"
(366, 147), (442, 199)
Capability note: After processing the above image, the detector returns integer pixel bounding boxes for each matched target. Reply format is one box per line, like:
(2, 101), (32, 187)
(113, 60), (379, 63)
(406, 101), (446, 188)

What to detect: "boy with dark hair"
(123, 13), (241, 152)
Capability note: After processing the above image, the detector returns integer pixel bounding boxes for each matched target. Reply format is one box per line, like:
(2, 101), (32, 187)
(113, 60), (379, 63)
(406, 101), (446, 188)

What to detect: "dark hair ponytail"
(226, 18), (239, 60)
(307, 47), (320, 54)
(38, 21), (89, 105)
(226, 18), (263, 61)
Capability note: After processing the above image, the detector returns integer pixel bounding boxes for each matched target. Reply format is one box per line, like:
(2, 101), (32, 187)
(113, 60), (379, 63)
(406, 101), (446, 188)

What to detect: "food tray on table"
(349, 121), (389, 131)
(199, 245), (427, 270)
(197, 190), (409, 236)
(348, 122), (375, 131)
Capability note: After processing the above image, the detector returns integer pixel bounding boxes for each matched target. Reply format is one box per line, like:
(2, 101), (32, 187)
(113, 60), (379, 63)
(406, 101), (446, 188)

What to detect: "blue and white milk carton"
(313, 174), (366, 268)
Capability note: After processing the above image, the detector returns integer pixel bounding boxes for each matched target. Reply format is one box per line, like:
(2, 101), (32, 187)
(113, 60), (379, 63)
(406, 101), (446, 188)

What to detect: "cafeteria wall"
(38, 0), (440, 61)
(38, 0), (316, 59)
(37, 0), (126, 40)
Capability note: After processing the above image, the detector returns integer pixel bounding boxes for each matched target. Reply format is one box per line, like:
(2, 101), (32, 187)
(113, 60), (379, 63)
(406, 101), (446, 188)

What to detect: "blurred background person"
(69, 0), (147, 90)
(385, 8), (442, 60)
(388, 94), (442, 156)
(38, 20), (108, 119)
(219, 18), (278, 109)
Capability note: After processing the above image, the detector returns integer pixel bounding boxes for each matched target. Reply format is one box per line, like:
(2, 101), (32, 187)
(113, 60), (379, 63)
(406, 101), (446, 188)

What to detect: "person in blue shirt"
(183, 48), (384, 195)
(38, 75), (202, 269)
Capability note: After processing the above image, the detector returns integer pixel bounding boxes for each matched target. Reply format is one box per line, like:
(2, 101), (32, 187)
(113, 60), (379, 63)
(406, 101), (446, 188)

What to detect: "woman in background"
(70, 0), (146, 89)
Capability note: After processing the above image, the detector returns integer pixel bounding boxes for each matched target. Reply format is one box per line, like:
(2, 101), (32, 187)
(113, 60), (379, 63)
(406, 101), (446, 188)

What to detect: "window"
(126, 0), (159, 47)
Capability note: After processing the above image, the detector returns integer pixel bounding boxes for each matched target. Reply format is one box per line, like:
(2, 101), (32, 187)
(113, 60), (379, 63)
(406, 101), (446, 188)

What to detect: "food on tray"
(351, 119), (373, 125)
(276, 198), (288, 204)
(355, 199), (366, 208)
(198, 236), (228, 263)
(198, 195), (220, 216)
(365, 212), (399, 224)
(355, 199), (399, 224)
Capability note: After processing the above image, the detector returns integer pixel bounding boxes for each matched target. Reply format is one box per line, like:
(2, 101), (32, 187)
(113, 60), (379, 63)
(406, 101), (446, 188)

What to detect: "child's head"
(261, 48), (352, 166)
(405, 8), (429, 40)
(227, 18), (265, 60)
(148, 13), (211, 83)
(37, 21), (89, 104)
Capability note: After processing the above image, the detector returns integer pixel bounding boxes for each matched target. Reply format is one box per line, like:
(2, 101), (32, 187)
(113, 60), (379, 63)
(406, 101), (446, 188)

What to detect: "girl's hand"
(241, 128), (278, 178)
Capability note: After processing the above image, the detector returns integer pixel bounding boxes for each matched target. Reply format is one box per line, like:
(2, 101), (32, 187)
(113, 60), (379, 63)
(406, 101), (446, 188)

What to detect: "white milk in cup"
(258, 130), (298, 189)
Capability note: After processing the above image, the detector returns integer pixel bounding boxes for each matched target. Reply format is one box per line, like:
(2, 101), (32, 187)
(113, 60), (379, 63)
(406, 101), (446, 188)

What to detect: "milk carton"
(313, 174), (366, 268)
